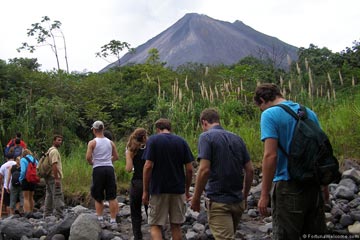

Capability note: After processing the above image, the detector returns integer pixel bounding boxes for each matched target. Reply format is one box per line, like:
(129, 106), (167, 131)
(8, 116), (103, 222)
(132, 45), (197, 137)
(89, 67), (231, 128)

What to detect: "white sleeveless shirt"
(92, 137), (113, 168)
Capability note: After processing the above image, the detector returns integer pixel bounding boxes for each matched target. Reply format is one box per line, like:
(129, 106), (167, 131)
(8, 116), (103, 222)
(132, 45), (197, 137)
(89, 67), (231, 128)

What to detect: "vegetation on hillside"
(1, 40), (359, 197)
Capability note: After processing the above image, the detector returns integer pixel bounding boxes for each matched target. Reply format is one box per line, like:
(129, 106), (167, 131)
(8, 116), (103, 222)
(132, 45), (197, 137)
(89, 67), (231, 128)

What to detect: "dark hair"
(104, 130), (113, 140)
(200, 108), (220, 124)
(253, 83), (283, 106)
(53, 134), (63, 141)
(126, 128), (147, 155)
(155, 118), (171, 131)
(15, 138), (21, 144)
(16, 132), (22, 138)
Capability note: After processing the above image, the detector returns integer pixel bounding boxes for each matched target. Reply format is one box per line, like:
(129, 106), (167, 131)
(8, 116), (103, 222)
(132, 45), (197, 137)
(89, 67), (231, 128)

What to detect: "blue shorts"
(91, 166), (117, 202)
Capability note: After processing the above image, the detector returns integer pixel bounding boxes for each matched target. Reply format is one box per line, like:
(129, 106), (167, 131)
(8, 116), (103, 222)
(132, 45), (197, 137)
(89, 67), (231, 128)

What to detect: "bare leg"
(150, 225), (163, 240)
(170, 223), (182, 240)
(23, 191), (30, 213)
(95, 200), (104, 217)
(109, 199), (119, 219)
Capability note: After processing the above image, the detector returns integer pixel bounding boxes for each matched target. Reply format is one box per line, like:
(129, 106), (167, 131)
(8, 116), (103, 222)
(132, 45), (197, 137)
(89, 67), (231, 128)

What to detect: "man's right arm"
(191, 159), (211, 212)
(243, 160), (254, 205)
(258, 138), (278, 216)
(142, 160), (153, 205)
(85, 140), (95, 165)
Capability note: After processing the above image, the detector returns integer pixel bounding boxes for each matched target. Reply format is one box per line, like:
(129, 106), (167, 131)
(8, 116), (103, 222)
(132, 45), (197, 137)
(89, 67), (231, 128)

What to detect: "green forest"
(1, 39), (360, 199)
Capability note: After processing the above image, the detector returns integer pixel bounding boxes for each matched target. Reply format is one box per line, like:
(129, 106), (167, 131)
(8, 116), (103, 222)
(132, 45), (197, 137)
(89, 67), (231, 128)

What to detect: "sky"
(1, 0), (359, 73)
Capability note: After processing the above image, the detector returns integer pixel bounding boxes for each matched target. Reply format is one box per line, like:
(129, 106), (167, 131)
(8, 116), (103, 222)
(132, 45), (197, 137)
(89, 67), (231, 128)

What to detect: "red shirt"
(6, 138), (27, 149)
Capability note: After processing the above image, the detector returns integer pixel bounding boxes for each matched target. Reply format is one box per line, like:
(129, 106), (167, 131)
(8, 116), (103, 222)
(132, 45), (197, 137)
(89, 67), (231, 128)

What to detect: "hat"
(91, 120), (104, 130)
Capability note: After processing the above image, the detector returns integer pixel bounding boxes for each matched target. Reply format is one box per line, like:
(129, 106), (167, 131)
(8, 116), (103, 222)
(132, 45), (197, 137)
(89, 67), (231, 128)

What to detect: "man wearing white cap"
(86, 120), (119, 229)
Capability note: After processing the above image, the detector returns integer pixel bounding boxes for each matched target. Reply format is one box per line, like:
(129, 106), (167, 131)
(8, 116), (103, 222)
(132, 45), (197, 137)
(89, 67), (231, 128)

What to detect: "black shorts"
(3, 190), (10, 206)
(91, 166), (117, 202)
(21, 179), (36, 191)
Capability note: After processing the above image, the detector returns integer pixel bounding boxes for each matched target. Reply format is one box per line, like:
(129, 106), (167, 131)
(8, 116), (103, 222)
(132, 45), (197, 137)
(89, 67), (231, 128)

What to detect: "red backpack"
(24, 156), (40, 184)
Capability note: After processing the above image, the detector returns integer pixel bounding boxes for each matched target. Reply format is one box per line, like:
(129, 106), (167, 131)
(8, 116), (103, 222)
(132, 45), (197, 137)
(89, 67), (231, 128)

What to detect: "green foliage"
(96, 40), (134, 66)
(1, 40), (360, 196)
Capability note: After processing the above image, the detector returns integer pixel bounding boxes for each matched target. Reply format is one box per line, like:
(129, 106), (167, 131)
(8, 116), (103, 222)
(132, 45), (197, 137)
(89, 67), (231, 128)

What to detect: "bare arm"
(258, 138), (278, 216)
(243, 160), (254, 208)
(125, 150), (134, 172)
(191, 159), (211, 212)
(142, 160), (153, 205)
(86, 140), (95, 165)
(6, 167), (11, 190)
(111, 141), (119, 162)
(184, 162), (193, 200)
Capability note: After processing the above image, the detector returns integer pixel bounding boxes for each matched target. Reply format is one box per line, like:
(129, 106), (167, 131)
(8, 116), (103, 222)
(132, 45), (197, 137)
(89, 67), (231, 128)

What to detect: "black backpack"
(275, 104), (341, 185)
(11, 165), (21, 187)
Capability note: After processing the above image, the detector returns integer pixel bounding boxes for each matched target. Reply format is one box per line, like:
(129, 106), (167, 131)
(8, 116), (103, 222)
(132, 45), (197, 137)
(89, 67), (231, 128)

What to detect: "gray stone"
(185, 230), (197, 240)
(69, 213), (101, 240)
(350, 211), (360, 221)
(247, 209), (258, 218)
(339, 178), (358, 193)
(342, 168), (360, 184)
(0, 218), (33, 239)
(334, 185), (355, 200)
(192, 223), (205, 233)
(258, 222), (272, 233)
(339, 214), (354, 226)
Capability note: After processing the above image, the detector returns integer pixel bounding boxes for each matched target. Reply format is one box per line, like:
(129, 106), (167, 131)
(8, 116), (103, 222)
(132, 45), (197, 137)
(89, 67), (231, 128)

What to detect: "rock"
(258, 222), (272, 233)
(339, 214), (354, 226)
(0, 218), (34, 239)
(334, 185), (355, 200)
(339, 178), (358, 193)
(69, 213), (101, 240)
(348, 221), (360, 234)
(247, 209), (258, 218)
(342, 168), (360, 184)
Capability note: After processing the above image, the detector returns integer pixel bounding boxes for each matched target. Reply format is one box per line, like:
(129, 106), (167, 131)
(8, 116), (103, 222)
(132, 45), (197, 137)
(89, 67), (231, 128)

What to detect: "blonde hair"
(126, 128), (147, 155)
(22, 148), (33, 157)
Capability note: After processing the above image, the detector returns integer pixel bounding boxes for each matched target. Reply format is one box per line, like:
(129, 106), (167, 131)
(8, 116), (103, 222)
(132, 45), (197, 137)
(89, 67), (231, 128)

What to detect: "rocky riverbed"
(1, 159), (360, 240)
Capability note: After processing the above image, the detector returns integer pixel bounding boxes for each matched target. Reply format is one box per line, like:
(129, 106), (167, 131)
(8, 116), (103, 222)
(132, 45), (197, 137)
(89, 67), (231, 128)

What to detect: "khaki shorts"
(207, 200), (245, 240)
(148, 194), (186, 226)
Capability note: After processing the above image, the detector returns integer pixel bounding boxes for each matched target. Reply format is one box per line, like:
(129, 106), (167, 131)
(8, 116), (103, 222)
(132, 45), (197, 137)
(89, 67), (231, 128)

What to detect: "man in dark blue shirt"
(191, 108), (254, 240)
(142, 118), (194, 240)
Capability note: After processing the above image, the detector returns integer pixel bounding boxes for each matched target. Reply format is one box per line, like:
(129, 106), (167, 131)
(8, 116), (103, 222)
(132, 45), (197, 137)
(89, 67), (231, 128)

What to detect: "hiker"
(253, 83), (328, 239)
(190, 108), (254, 239)
(6, 132), (27, 149)
(125, 128), (148, 239)
(0, 149), (17, 215)
(19, 149), (38, 215)
(142, 118), (194, 240)
(44, 135), (65, 218)
(6, 156), (23, 215)
(86, 120), (119, 229)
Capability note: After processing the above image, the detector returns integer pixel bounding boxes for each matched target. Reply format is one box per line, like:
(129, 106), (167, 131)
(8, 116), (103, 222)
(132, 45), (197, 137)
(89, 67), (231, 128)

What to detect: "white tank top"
(92, 137), (113, 168)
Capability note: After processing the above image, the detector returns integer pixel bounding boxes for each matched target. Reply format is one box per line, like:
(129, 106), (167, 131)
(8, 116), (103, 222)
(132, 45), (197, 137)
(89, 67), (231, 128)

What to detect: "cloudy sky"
(1, 0), (359, 72)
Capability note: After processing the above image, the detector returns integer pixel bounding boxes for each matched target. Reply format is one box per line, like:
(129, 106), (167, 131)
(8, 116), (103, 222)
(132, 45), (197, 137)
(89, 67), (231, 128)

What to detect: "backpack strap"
(270, 104), (307, 158)
(24, 156), (34, 164)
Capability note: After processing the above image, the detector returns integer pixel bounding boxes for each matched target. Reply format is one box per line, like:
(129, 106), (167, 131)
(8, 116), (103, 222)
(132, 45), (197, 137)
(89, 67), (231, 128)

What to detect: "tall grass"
(62, 64), (359, 198)
(62, 141), (131, 198)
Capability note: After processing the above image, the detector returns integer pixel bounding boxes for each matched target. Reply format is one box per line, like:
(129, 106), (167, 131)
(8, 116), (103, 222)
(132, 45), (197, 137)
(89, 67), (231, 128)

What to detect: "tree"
(96, 40), (134, 67)
(17, 16), (69, 72)
(8, 58), (41, 71)
(145, 48), (165, 66)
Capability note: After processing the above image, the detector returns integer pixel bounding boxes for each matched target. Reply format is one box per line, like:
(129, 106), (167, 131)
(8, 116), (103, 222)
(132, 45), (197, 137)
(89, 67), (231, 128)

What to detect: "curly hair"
(126, 128), (147, 156)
